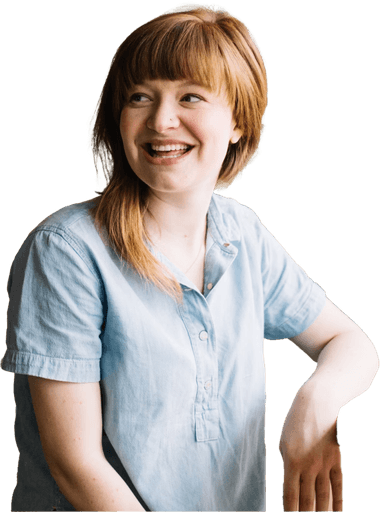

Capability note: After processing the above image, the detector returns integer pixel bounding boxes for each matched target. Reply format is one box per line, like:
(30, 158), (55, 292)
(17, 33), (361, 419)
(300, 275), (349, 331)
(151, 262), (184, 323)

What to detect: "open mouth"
(145, 143), (193, 159)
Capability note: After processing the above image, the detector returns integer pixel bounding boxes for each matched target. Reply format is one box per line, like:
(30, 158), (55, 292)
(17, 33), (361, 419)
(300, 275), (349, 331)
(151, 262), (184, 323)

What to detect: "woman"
(1, 6), (378, 511)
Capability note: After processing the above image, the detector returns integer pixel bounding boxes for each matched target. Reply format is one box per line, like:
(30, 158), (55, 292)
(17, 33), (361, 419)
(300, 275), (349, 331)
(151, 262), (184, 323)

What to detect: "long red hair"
(91, 7), (267, 300)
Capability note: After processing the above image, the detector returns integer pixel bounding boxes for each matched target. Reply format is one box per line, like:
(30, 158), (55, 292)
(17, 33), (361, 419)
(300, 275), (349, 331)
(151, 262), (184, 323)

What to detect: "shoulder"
(211, 193), (268, 243)
(11, 198), (103, 283)
(32, 197), (99, 239)
(210, 193), (295, 271)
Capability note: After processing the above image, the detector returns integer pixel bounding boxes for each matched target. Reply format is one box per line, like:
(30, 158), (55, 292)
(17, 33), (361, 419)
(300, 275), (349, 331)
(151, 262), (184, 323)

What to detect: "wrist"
(299, 376), (340, 424)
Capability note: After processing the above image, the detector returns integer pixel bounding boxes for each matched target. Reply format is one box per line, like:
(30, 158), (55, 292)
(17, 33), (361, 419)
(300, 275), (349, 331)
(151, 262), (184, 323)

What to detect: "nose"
(146, 99), (180, 133)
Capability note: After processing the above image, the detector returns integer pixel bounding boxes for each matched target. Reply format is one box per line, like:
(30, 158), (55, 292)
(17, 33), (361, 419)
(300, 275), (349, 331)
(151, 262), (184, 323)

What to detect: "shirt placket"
(195, 316), (220, 442)
(180, 290), (220, 442)
(180, 242), (238, 443)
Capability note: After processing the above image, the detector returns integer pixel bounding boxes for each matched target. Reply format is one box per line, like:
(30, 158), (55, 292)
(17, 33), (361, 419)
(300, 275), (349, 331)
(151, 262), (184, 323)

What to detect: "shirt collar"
(207, 193), (241, 250)
(146, 193), (241, 288)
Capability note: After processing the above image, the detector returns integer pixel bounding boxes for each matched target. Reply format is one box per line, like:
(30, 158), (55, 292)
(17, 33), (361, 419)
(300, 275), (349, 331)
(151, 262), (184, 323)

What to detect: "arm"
(290, 297), (378, 417)
(28, 376), (145, 512)
(280, 298), (379, 511)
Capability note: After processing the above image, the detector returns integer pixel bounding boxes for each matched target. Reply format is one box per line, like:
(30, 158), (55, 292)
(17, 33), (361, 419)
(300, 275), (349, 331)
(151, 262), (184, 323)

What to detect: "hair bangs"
(120, 18), (230, 97)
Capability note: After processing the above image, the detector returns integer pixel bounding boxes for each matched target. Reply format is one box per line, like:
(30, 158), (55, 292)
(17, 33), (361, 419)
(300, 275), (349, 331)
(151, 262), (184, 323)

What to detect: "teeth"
(157, 154), (184, 159)
(151, 144), (189, 151)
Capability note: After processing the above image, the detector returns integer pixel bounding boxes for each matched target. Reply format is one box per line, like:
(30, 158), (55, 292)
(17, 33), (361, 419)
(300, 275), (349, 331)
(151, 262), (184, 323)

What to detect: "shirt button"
(207, 282), (213, 290)
(204, 380), (212, 390)
(199, 330), (208, 341)
(223, 242), (230, 247)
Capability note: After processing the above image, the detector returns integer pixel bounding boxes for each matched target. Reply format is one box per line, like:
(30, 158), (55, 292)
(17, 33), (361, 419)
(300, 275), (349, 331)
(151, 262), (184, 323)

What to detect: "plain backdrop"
(1, 1), (379, 510)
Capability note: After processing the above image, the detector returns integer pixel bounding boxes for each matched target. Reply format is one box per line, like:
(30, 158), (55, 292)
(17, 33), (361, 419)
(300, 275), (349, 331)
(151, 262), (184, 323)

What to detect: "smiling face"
(119, 79), (242, 199)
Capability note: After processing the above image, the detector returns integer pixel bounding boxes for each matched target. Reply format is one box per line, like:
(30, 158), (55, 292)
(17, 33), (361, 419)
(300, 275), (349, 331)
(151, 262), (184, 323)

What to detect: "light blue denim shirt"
(2, 193), (325, 511)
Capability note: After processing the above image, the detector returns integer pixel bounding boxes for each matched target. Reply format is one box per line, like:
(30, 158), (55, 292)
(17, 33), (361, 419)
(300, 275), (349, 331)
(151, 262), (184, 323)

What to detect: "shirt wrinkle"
(1, 192), (326, 511)
(273, 279), (314, 331)
(33, 224), (104, 287)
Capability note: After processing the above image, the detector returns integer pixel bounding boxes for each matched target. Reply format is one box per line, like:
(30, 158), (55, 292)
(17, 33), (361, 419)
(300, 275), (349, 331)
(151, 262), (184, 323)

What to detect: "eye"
(128, 93), (150, 104)
(181, 94), (202, 103)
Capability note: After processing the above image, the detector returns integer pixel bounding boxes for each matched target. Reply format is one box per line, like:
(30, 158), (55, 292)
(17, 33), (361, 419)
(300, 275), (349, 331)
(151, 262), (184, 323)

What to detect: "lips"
(141, 141), (194, 165)
(144, 139), (193, 146)
(144, 141), (194, 159)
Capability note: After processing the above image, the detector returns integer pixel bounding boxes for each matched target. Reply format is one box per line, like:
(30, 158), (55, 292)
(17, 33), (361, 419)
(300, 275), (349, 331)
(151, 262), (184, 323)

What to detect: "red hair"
(91, 6), (268, 300)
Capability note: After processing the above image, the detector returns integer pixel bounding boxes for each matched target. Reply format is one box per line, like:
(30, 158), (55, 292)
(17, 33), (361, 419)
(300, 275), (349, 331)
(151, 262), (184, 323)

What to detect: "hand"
(280, 386), (343, 511)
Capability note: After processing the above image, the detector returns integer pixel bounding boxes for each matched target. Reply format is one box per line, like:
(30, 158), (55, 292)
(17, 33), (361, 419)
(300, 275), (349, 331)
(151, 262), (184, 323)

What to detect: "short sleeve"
(261, 224), (326, 340)
(1, 227), (104, 382)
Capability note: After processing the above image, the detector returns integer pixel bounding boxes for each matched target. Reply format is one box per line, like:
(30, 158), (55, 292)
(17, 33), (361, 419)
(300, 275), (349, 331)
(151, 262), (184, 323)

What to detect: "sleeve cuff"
(265, 282), (326, 340)
(1, 350), (100, 382)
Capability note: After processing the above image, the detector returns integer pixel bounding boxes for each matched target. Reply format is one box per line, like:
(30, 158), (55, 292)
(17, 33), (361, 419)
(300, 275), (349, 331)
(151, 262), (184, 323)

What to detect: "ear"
(230, 126), (243, 144)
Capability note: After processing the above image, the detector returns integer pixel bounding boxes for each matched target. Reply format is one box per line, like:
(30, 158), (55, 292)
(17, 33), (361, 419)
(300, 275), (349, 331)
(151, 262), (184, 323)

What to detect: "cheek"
(120, 120), (131, 139)
(119, 117), (129, 147)
(120, 132), (137, 164)
(198, 111), (235, 146)
(206, 127), (234, 157)
(119, 111), (140, 147)
(119, 109), (129, 132)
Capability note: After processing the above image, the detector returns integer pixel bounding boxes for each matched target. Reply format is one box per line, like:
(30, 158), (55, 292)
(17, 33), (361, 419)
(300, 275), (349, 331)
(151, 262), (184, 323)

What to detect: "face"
(119, 79), (241, 199)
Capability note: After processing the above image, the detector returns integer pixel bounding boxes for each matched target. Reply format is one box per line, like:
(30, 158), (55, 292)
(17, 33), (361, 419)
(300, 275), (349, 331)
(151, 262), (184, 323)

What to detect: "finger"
(299, 473), (316, 512)
(328, 480), (333, 511)
(330, 464), (343, 511)
(283, 468), (300, 511)
(282, 484), (299, 512)
(315, 473), (331, 511)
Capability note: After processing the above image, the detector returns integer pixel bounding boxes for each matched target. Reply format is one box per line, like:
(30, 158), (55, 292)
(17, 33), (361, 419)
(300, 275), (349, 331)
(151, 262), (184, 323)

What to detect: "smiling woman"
(92, 8), (267, 299)
(117, 78), (243, 291)
(1, 4), (378, 512)
(119, 79), (241, 192)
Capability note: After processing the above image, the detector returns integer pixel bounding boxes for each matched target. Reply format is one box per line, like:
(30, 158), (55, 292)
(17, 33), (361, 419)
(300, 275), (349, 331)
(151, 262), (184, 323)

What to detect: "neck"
(144, 189), (212, 250)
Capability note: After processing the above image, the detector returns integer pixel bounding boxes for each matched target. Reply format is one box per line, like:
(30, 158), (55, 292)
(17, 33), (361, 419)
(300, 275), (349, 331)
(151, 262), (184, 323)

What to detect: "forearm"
(51, 455), (145, 511)
(280, 303), (378, 511)
(306, 328), (378, 415)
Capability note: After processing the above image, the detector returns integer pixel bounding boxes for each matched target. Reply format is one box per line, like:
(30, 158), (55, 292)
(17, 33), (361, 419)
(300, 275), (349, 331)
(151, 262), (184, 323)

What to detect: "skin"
(283, 299), (378, 511)
(119, 79), (241, 287)
(28, 377), (145, 511)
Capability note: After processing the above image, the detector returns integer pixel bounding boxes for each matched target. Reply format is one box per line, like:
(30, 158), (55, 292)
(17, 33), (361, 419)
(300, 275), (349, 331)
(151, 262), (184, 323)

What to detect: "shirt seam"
(268, 280), (315, 332)
(4, 349), (100, 362)
(31, 225), (104, 287)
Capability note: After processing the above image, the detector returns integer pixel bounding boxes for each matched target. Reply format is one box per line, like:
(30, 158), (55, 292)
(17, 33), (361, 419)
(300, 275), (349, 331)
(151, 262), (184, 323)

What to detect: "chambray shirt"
(2, 193), (325, 511)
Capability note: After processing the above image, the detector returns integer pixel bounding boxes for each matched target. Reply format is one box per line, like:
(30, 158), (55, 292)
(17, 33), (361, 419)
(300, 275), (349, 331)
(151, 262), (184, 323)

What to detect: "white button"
(207, 282), (213, 290)
(199, 330), (208, 341)
(204, 380), (212, 390)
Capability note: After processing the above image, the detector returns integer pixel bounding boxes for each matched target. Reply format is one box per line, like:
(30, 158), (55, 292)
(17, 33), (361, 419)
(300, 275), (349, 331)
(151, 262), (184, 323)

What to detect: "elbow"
(371, 344), (379, 379)
(358, 329), (379, 387)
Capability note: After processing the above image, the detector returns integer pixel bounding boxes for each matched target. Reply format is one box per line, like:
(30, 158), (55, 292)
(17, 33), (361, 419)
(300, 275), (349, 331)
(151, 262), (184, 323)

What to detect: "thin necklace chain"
(148, 214), (207, 276)
(184, 239), (205, 275)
